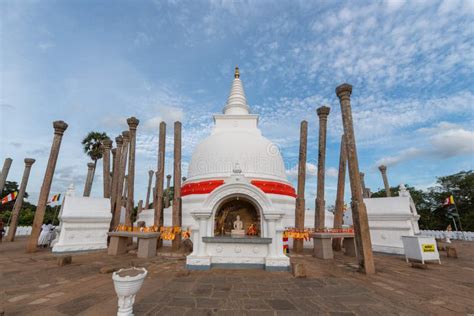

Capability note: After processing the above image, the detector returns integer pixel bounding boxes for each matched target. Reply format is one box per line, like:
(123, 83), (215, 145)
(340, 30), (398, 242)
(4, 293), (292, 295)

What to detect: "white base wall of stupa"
(52, 190), (111, 253)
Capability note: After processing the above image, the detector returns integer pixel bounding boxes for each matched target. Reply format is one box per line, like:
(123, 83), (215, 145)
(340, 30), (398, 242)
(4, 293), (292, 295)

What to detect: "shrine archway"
(213, 197), (261, 237)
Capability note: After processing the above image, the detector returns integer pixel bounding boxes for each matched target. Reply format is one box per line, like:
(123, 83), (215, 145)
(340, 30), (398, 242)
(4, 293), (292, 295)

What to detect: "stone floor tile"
(265, 299), (297, 311)
(28, 298), (50, 305)
(8, 294), (30, 303)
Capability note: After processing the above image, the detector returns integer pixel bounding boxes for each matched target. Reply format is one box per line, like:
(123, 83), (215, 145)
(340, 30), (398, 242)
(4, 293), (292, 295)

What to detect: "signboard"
(422, 244), (435, 252)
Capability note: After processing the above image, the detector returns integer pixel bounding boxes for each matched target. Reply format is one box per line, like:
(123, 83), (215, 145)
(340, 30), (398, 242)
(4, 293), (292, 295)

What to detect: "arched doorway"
(214, 197), (261, 237)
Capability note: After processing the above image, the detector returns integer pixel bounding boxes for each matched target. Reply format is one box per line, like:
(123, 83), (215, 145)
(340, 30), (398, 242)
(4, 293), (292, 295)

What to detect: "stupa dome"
(186, 67), (288, 183)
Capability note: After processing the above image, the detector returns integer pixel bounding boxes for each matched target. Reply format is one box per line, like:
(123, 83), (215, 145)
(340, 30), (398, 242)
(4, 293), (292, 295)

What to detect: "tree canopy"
(81, 131), (109, 162)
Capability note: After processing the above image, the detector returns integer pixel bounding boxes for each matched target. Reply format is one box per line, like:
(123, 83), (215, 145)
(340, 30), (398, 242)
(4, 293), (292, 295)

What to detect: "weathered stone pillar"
(27, 121), (68, 252)
(7, 158), (35, 242)
(172, 121), (182, 250)
(164, 174), (172, 208)
(315, 106), (330, 231)
(113, 131), (129, 228)
(378, 165), (391, 197)
(126, 117), (139, 226)
(336, 83), (375, 274)
(102, 138), (112, 198)
(137, 200), (143, 214)
(333, 134), (347, 251)
(145, 170), (154, 209)
(360, 172), (369, 198)
(83, 162), (95, 197)
(155, 122), (166, 230)
(294, 120), (307, 253)
(0, 158), (13, 193)
(110, 136), (123, 213)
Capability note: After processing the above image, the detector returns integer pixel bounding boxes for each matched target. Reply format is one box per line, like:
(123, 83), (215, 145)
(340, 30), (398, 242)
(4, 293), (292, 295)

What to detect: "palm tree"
(81, 131), (109, 195)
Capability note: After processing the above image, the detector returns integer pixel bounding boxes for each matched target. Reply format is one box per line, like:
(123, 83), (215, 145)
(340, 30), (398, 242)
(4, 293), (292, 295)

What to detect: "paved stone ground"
(1, 238), (473, 315)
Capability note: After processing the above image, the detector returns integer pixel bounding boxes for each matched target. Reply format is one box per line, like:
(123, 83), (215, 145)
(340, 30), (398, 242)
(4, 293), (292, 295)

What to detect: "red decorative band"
(251, 180), (297, 198)
(181, 180), (225, 196)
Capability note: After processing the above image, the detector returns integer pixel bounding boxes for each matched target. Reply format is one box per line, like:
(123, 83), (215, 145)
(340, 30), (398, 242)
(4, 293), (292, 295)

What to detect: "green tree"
(81, 131), (109, 187)
(427, 170), (474, 231)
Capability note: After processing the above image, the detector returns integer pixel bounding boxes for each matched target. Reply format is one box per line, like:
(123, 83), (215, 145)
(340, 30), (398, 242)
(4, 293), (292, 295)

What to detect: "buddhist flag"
(443, 195), (455, 206)
(1, 191), (18, 204)
(48, 193), (62, 204)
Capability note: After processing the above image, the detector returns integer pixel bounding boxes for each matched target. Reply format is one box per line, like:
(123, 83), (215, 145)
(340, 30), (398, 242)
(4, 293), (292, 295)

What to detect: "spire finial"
(234, 66), (240, 79)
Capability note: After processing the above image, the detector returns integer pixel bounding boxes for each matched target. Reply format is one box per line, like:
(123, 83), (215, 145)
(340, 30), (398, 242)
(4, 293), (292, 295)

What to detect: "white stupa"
(184, 67), (295, 270)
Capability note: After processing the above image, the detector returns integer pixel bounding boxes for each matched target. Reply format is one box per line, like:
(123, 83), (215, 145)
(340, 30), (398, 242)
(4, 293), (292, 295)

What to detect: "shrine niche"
(214, 198), (261, 237)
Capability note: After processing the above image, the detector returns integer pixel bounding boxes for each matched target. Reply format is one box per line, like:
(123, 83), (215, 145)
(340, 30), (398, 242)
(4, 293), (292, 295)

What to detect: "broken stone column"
(102, 138), (113, 198)
(172, 121), (182, 251)
(164, 174), (172, 208)
(336, 83), (375, 274)
(378, 165), (391, 197)
(333, 134), (347, 251)
(83, 162), (95, 197)
(126, 117), (139, 226)
(315, 106), (330, 231)
(7, 158), (35, 242)
(155, 122), (166, 230)
(360, 172), (370, 199)
(0, 157), (13, 193)
(113, 131), (129, 228)
(137, 200), (143, 214)
(294, 120), (308, 253)
(27, 121), (68, 253)
(145, 170), (154, 209)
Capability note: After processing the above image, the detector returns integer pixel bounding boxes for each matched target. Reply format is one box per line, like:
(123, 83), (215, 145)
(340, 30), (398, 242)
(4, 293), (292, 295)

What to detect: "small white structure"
(364, 184), (421, 255)
(52, 184), (111, 253)
(401, 235), (440, 264)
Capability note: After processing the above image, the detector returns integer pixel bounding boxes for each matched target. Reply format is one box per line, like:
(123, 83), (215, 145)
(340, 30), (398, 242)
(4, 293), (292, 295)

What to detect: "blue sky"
(1, 0), (473, 208)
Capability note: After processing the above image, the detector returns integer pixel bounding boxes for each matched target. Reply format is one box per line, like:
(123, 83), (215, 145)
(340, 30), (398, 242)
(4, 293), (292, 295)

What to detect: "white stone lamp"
(112, 267), (148, 316)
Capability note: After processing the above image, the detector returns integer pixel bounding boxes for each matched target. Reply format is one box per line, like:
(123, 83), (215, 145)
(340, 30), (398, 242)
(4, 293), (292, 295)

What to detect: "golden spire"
(234, 66), (240, 79)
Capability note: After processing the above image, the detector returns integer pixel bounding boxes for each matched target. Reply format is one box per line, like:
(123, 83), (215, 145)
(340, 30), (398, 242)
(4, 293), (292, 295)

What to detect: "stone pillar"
(164, 174), (172, 208)
(155, 122), (166, 230)
(378, 165), (391, 197)
(145, 170), (154, 209)
(315, 106), (330, 231)
(7, 158), (35, 242)
(27, 121), (68, 252)
(83, 162), (95, 197)
(172, 121), (182, 250)
(113, 131), (129, 228)
(126, 117), (139, 226)
(137, 200), (143, 214)
(102, 138), (112, 198)
(294, 120), (307, 253)
(0, 158), (13, 193)
(110, 136), (123, 215)
(333, 134), (347, 251)
(360, 172), (368, 198)
(336, 83), (375, 274)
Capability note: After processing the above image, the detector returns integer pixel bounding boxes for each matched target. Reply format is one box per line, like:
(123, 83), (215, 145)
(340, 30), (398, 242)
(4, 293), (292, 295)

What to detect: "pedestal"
(343, 237), (356, 257)
(137, 238), (157, 258)
(313, 236), (333, 259)
(109, 236), (128, 256)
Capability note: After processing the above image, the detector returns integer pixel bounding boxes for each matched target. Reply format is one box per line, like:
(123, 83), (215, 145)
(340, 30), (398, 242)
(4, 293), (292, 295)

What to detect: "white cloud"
(326, 167), (339, 178)
(286, 162), (318, 180)
(376, 122), (474, 166)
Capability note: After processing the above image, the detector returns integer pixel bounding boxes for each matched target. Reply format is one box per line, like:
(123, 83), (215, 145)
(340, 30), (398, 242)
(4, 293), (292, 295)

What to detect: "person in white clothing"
(38, 222), (53, 248)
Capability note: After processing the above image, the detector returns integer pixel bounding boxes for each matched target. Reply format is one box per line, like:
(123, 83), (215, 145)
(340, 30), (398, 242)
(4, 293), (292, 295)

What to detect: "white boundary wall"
(4, 226), (32, 236)
(420, 230), (473, 241)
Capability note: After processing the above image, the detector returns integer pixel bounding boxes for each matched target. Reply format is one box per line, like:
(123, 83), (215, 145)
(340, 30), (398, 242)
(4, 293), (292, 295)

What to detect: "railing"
(4, 226), (32, 236)
(420, 230), (474, 241)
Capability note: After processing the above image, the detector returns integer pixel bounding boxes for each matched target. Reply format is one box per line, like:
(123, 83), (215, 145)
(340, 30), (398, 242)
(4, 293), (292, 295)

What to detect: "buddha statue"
(231, 215), (245, 237)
